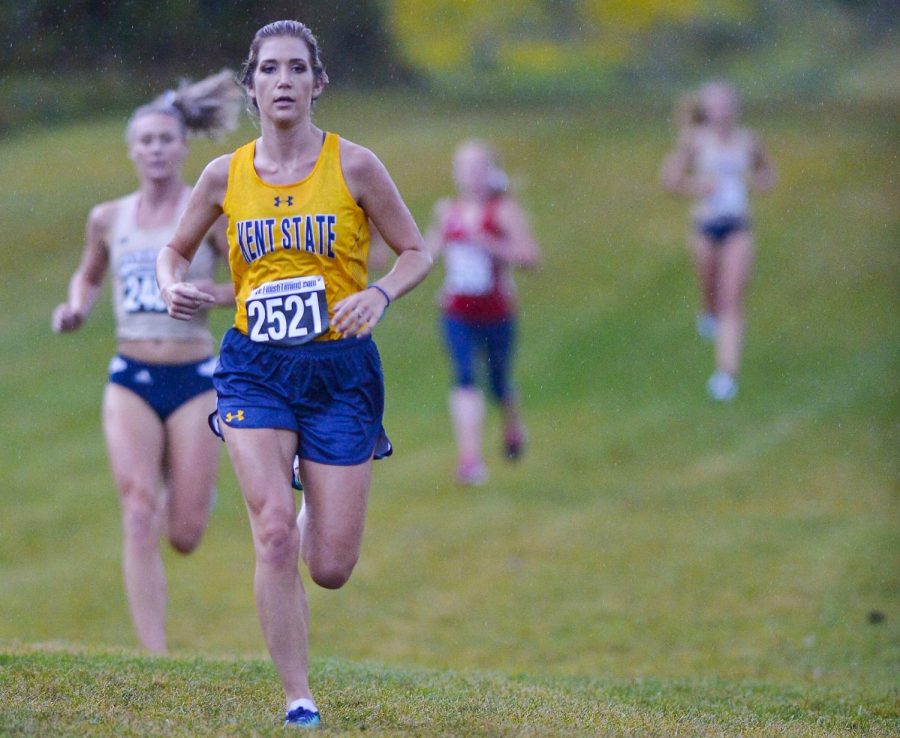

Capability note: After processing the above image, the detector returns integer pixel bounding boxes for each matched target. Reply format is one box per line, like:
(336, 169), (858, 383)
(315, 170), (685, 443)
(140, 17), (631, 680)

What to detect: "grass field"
(0, 92), (897, 735)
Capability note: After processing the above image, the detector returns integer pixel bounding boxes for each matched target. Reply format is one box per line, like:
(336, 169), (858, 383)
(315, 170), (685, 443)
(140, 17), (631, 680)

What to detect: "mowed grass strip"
(1, 645), (897, 737)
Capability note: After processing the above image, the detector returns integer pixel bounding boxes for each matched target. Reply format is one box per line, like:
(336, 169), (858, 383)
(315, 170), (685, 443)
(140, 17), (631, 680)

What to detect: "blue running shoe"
(696, 312), (718, 342)
(706, 370), (738, 402)
(284, 701), (320, 729)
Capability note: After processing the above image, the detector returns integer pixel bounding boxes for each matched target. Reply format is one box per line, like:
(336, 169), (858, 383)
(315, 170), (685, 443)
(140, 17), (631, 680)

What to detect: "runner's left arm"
(750, 132), (776, 192)
(333, 143), (432, 338)
(483, 198), (541, 269)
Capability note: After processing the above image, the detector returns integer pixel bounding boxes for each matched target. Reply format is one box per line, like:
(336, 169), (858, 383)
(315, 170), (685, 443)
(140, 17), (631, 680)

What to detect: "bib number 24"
(122, 272), (167, 313)
(246, 276), (328, 346)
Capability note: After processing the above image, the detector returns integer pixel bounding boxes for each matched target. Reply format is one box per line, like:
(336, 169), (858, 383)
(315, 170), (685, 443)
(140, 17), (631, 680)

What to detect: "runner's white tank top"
(109, 190), (218, 342)
(693, 128), (752, 221)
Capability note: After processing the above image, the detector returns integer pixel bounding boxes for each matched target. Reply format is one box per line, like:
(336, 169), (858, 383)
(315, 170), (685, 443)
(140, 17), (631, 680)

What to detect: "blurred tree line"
(0, 0), (400, 81)
(0, 0), (894, 130)
(3, 0), (892, 83)
(0, 0), (402, 129)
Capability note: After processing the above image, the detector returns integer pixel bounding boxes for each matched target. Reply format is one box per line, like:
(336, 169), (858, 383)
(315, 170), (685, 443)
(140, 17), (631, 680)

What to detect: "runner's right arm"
(157, 155), (230, 320)
(52, 202), (113, 332)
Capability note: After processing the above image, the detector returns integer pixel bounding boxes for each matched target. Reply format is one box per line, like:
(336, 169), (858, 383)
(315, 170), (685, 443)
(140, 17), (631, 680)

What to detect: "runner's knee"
(119, 478), (161, 547)
(254, 516), (300, 570)
(166, 485), (213, 553)
(168, 520), (205, 554)
(307, 549), (358, 589)
(487, 367), (509, 402)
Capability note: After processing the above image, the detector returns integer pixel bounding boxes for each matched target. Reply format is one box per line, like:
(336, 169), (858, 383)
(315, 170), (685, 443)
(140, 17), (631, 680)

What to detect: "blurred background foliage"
(389, 0), (897, 99)
(0, 0), (896, 130)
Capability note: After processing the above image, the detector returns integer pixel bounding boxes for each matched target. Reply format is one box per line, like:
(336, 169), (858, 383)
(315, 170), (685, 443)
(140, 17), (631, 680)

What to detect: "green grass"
(0, 91), (897, 735)
(2, 645), (897, 737)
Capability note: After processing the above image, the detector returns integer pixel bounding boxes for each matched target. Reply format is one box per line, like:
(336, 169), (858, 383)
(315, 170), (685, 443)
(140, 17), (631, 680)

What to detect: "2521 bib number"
(246, 276), (328, 346)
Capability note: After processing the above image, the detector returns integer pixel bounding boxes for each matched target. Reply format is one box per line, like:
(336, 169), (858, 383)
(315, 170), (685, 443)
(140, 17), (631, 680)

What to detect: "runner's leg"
(715, 230), (754, 376)
(163, 389), (219, 553)
(103, 383), (168, 653)
(222, 424), (312, 707)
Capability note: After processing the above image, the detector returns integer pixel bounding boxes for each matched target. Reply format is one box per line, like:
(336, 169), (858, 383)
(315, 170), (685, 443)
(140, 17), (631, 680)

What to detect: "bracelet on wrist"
(368, 284), (391, 308)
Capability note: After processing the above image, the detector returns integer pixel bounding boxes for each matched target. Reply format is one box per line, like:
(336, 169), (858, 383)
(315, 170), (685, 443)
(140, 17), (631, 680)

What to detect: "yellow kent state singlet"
(223, 132), (370, 343)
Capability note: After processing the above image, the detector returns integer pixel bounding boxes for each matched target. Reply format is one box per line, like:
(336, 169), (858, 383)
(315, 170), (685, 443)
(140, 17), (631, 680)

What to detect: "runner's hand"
(333, 287), (390, 338)
(51, 303), (84, 333)
(161, 281), (215, 321)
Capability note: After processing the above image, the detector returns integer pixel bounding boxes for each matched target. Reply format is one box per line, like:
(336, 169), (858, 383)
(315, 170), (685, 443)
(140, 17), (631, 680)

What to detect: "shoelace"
(285, 706), (320, 725)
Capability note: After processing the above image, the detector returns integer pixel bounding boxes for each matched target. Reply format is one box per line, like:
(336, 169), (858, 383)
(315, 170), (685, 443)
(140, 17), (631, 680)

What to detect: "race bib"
(444, 244), (493, 296)
(246, 275), (328, 346)
(706, 177), (748, 218)
(121, 270), (167, 313)
(118, 250), (166, 313)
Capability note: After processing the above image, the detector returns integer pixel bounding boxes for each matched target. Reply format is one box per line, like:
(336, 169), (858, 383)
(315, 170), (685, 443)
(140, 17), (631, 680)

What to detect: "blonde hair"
(126, 69), (243, 142)
(675, 80), (742, 131)
(457, 138), (510, 196)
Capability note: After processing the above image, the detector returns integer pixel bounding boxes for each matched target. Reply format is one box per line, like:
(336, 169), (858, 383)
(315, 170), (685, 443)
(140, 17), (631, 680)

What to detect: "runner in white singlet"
(51, 72), (240, 652)
(661, 81), (775, 401)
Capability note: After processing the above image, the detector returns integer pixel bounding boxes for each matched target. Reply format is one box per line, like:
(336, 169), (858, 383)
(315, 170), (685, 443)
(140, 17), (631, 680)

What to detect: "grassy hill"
(0, 92), (897, 734)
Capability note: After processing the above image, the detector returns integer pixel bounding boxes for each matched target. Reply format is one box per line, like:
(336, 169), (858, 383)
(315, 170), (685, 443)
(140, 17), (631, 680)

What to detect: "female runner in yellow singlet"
(52, 72), (240, 652)
(156, 20), (432, 729)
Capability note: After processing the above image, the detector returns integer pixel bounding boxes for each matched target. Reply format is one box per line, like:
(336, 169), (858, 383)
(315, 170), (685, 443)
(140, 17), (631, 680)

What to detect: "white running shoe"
(296, 498), (305, 531)
(696, 312), (718, 341)
(456, 459), (488, 486)
(291, 455), (303, 491)
(707, 370), (738, 402)
(293, 456), (305, 531)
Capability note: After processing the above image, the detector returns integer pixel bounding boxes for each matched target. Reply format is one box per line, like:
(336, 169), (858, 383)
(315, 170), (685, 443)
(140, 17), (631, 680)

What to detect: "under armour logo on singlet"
(274, 195), (294, 207)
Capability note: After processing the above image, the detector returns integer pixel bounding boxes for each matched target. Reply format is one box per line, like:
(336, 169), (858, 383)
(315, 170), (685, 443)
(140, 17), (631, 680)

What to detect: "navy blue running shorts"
(108, 354), (216, 421)
(697, 215), (750, 245)
(213, 328), (388, 466)
(441, 314), (516, 402)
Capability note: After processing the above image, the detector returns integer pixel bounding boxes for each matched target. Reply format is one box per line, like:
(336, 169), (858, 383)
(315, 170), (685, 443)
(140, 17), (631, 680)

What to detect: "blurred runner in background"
(52, 71), (240, 651)
(662, 81), (775, 401)
(425, 140), (541, 485)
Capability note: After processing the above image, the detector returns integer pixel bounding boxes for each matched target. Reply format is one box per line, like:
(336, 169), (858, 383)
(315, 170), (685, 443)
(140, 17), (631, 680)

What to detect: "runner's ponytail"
(127, 69), (243, 141)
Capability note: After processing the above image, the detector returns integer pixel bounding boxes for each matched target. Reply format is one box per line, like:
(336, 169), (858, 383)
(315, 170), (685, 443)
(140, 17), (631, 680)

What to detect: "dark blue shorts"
(108, 354), (216, 422)
(442, 314), (516, 402)
(213, 328), (388, 466)
(697, 216), (750, 245)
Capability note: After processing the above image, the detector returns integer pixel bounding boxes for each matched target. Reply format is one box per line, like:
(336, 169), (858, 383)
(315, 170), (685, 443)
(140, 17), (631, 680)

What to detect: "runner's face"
(702, 85), (739, 129)
(128, 113), (187, 183)
(250, 36), (323, 124)
(453, 145), (493, 197)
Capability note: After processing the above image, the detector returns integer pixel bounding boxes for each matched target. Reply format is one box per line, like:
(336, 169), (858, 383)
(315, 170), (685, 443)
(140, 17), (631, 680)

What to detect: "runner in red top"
(441, 195), (517, 321)
(425, 140), (541, 485)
